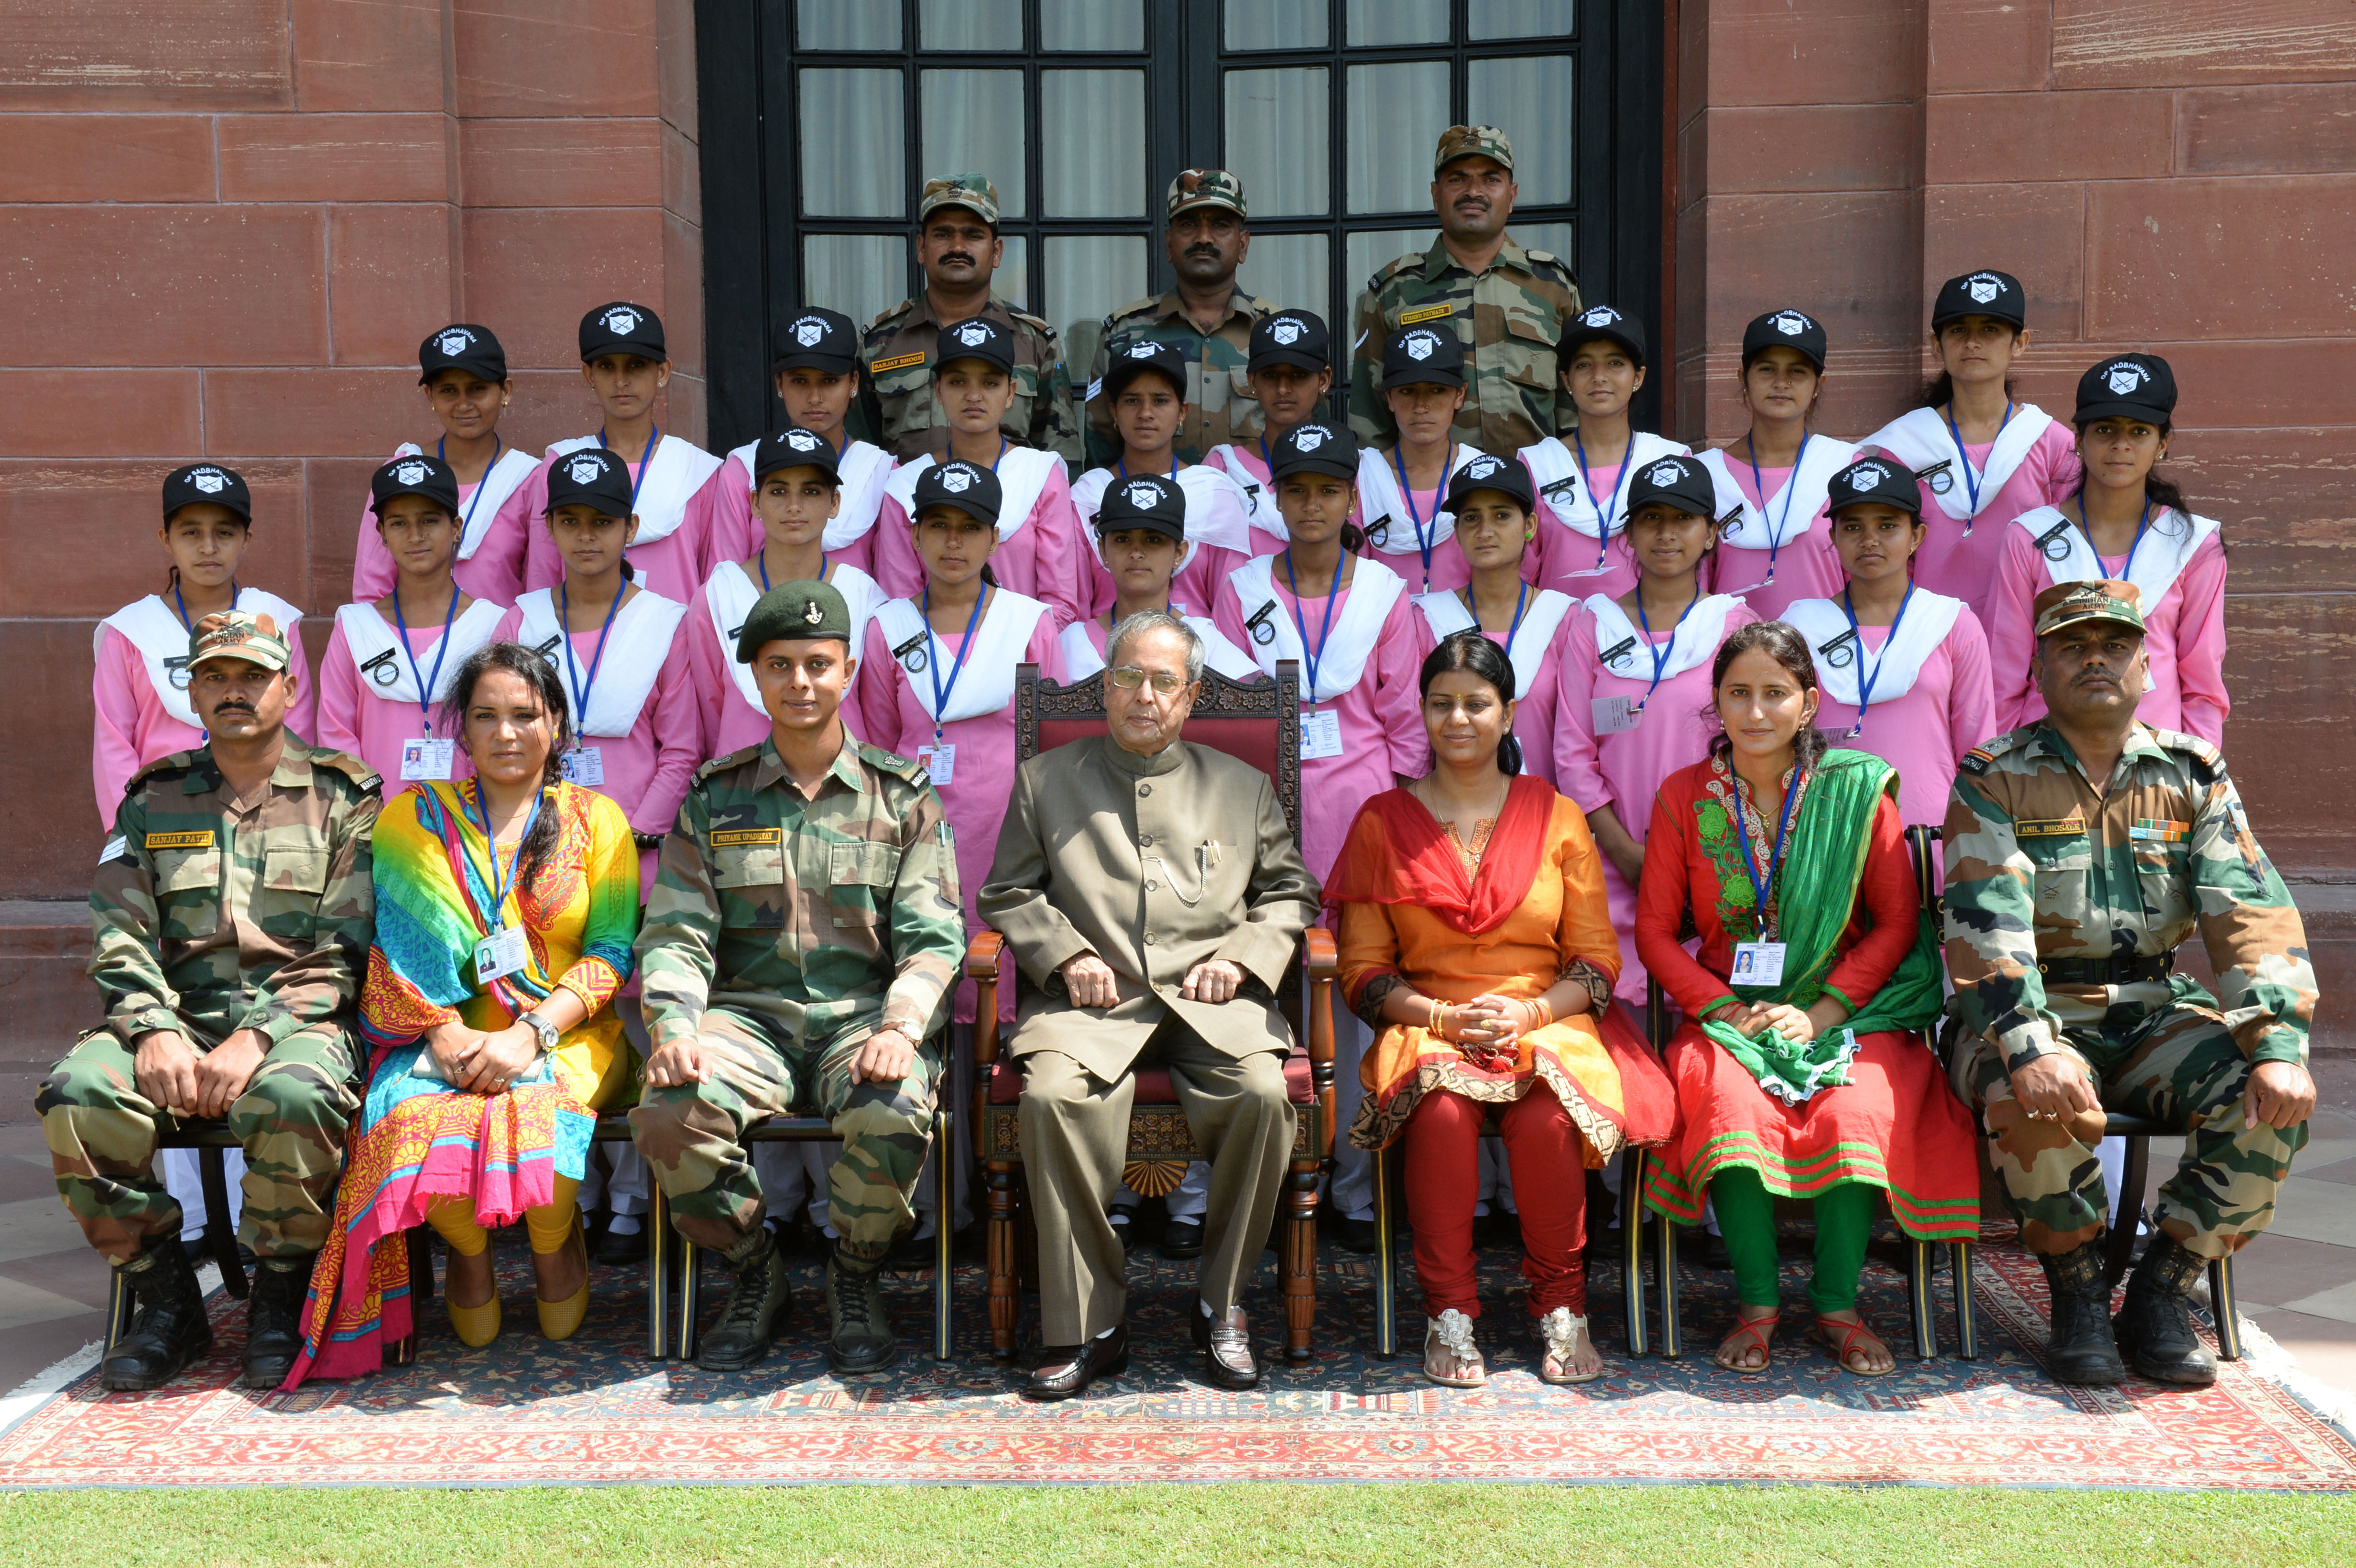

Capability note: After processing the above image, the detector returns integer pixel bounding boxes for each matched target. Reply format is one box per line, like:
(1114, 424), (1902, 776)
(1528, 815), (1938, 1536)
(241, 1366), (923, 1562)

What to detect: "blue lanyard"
(440, 433), (503, 543)
(1117, 454), (1178, 480)
(1282, 551), (1343, 707)
(556, 583), (627, 729)
(1941, 401), (2011, 524)
(1391, 442), (1454, 585)
(1743, 432), (1812, 584)
(756, 554), (828, 593)
(1465, 579), (1529, 652)
(464, 782), (543, 930)
(597, 424), (660, 512)
(921, 584), (989, 743)
(1732, 766), (1803, 941)
(390, 583), (460, 736)
(170, 579), (240, 631)
(1631, 588), (1701, 714)
(1838, 581), (1912, 740)
(1571, 433), (1634, 572)
(2074, 500), (2151, 582)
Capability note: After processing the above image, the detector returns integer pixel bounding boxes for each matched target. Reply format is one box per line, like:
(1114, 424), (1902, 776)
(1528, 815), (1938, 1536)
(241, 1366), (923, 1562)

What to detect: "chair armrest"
(965, 930), (1005, 980)
(1300, 930), (1338, 1164)
(1302, 926), (1336, 981)
(968, 931), (1005, 1068)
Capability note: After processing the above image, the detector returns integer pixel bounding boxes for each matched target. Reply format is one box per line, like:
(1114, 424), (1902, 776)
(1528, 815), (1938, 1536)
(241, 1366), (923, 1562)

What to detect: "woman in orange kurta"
(1331, 631), (1676, 1389)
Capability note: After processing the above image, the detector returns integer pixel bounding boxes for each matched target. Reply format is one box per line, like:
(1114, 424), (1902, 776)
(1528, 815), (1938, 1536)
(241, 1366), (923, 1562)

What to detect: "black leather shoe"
(2114, 1236), (2219, 1386)
(2040, 1237), (2127, 1386)
(1109, 1204), (1140, 1252)
(1160, 1217), (1205, 1260)
(1023, 1325), (1129, 1401)
(697, 1230), (789, 1372)
(1192, 1298), (1259, 1390)
(825, 1251), (899, 1375)
(593, 1221), (649, 1267)
(1332, 1216), (1378, 1255)
(240, 1254), (313, 1390)
(101, 1241), (213, 1392)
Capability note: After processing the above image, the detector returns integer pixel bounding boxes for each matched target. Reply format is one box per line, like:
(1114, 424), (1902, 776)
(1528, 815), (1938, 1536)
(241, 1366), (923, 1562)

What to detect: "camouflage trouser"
(36, 1024), (360, 1264)
(628, 1008), (938, 1262)
(1952, 1001), (2308, 1260)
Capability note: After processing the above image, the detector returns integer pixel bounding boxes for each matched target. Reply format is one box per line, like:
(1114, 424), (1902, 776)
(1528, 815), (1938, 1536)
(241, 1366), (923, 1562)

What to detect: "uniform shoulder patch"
(1007, 307), (1057, 339)
(1369, 251), (1422, 291)
(313, 748), (383, 794)
(858, 742), (925, 783)
(125, 751), (198, 793)
(1241, 294), (1278, 318)
(864, 299), (913, 334)
(1957, 727), (2034, 775)
(695, 743), (764, 783)
(1106, 295), (1160, 323)
(2151, 726), (2226, 784)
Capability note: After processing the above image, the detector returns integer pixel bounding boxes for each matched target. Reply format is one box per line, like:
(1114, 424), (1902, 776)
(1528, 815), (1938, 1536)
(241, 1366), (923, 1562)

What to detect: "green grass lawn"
(0, 1483), (2349, 1567)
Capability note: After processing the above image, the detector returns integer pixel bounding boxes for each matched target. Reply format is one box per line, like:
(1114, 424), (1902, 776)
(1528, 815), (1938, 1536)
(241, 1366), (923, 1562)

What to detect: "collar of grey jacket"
(1099, 733), (1189, 776)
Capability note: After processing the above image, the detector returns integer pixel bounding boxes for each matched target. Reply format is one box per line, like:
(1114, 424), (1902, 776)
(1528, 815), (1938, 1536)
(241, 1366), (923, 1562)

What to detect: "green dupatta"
(1698, 748), (1945, 1104)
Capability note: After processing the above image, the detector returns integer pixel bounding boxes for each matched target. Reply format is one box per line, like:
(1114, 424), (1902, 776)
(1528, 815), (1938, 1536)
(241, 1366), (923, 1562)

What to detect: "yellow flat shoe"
(447, 1291), (502, 1349)
(536, 1279), (590, 1342)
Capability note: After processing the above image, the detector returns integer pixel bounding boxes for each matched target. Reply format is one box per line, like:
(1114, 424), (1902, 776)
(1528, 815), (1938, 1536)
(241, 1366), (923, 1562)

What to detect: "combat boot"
(2039, 1237), (2125, 1386)
(240, 1254), (313, 1389)
(696, 1227), (790, 1372)
(826, 1248), (897, 1375)
(2113, 1236), (2219, 1386)
(100, 1241), (213, 1392)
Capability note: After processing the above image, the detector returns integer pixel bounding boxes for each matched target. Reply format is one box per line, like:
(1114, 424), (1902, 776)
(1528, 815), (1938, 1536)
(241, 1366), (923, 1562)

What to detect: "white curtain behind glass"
(1225, 0), (1326, 49)
(922, 70), (1027, 218)
(1047, 235), (1146, 350)
(799, 2), (898, 49)
(1470, 0), (1578, 39)
(800, 70), (903, 218)
(1346, 0), (1449, 44)
(1510, 221), (1574, 270)
(1347, 229), (1434, 297)
(919, 0), (1020, 50)
(1043, 0), (1142, 50)
(804, 235), (907, 336)
(1235, 233), (1330, 327)
(1470, 56), (1574, 206)
(1346, 62), (1449, 214)
(1042, 71), (1144, 218)
(1223, 67), (1330, 218)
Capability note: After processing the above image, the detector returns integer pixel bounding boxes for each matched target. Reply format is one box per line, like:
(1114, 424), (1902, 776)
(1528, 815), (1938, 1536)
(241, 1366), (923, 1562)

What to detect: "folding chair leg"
(676, 1225), (703, 1363)
(197, 1147), (247, 1300)
(647, 1186), (674, 1361)
(2105, 1134), (2152, 1289)
(2210, 1256), (2243, 1361)
(1653, 1213), (1682, 1359)
(1951, 1241), (1978, 1360)
(1620, 1149), (1648, 1358)
(1371, 1144), (1396, 1360)
(932, 1107), (954, 1361)
(1908, 1238), (1938, 1360)
(106, 1264), (136, 1352)
(984, 1159), (1020, 1362)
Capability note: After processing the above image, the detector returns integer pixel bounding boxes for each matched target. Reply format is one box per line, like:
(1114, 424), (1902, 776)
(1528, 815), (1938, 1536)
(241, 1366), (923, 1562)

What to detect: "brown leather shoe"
(1022, 1325), (1129, 1401)
(1193, 1297), (1259, 1390)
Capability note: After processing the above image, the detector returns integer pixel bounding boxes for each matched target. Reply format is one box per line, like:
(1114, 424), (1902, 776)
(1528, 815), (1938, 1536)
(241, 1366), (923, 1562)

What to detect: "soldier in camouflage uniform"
(1943, 581), (2317, 1388)
(41, 610), (378, 1391)
(1348, 125), (1583, 454)
(1085, 170), (1277, 468)
(630, 580), (966, 1374)
(852, 172), (1082, 465)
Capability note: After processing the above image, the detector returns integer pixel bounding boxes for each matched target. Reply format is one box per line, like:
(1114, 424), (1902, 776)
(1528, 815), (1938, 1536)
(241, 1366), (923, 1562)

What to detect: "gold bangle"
(1429, 997), (1446, 1039)
(1528, 997), (1553, 1030)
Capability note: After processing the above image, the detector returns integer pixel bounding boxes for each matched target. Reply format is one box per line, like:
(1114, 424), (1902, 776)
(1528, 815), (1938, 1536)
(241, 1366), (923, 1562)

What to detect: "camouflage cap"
(1167, 168), (1246, 220)
(187, 609), (292, 673)
(919, 172), (1000, 228)
(1435, 124), (1514, 173)
(2032, 579), (2146, 640)
(736, 579), (853, 660)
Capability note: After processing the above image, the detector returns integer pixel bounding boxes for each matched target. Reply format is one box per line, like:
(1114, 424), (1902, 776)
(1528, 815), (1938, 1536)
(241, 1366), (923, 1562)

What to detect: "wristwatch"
(518, 1011), (561, 1053)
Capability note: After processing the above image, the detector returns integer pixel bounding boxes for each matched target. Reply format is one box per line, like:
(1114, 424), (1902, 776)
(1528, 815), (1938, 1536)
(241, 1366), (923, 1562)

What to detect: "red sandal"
(1814, 1315), (1896, 1377)
(1714, 1311), (1779, 1372)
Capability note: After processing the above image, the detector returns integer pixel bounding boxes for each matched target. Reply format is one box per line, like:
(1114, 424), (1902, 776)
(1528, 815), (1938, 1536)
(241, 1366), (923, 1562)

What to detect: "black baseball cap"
(1742, 308), (1827, 374)
(772, 308), (859, 375)
(912, 459), (1002, 526)
(1381, 324), (1465, 390)
(935, 316), (1014, 376)
(162, 463), (252, 524)
(753, 426), (842, 485)
(1561, 304), (1646, 370)
(2074, 352), (2176, 426)
(1102, 339), (1187, 403)
(1824, 456), (1922, 519)
(579, 301), (666, 362)
(418, 323), (507, 385)
(370, 454), (461, 517)
(1443, 451), (1535, 516)
(1248, 310), (1329, 374)
(1268, 422), (1358, 482)
(544, 447), (636, 517)
(1931, 270), (2027, 332)
(1625, 454), (1717, 520)
(1097, 473), (1188, 544)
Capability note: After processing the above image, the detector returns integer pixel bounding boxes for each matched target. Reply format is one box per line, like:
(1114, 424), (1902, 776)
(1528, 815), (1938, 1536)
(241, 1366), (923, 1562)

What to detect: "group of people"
(48, 124), (2316, 1405)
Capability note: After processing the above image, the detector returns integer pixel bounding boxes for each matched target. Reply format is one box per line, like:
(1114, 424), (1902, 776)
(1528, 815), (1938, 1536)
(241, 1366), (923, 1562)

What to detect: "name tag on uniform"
(146, 830), (215, 850)
(2131, 818), (2191, 843)
(401, 738), (457, 781)
(1398, 303), (1455, 326)
(871, 351), (927, 375)
(1299, 708), (1344, 760)
(711, 828), (781, 847)
(560, 747), (605, 787)
(2016, 815), (2086, 838)
(1731, 942), (1787, 986)
(916, 742), (957, 787)
(474, 925), (529, 982)
(1591, 696), (1640, 736)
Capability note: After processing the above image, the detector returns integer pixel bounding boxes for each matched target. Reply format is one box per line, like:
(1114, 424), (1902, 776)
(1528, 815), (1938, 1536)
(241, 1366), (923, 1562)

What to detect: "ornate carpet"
(1, 1230), (2350, 1489)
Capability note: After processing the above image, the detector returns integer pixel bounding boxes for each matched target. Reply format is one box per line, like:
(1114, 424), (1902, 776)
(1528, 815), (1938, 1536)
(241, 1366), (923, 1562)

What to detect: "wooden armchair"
(966, 660), (1339, 1365)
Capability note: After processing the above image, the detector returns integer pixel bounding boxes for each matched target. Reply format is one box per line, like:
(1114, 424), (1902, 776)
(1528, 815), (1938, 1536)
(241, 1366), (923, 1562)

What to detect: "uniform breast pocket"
(153, 849), (223, 941)
(713, 837), (787, 928)
(2021, 838), (2091, 918)
(873, 364), (933, 431)
(827, 840), (902, 929)
(2131, 839), (2194, 926)
(1006, 362), (1042, 431)
(1500, 311), (1561, 392)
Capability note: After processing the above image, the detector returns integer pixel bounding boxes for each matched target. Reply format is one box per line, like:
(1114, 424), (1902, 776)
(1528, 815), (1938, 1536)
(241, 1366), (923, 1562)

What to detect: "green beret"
(736, 580), (852, 662)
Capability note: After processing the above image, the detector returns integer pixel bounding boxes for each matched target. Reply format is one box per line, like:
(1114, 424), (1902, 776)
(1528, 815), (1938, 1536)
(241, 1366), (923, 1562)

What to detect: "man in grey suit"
(982, 611), (1320, 1399)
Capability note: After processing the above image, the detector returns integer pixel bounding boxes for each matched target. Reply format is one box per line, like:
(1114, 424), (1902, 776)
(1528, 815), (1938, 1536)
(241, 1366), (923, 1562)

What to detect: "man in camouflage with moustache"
(1943, 580), (2317, 1389)
(630, 580), (964, 1375)
(41, 610), (379, 1393)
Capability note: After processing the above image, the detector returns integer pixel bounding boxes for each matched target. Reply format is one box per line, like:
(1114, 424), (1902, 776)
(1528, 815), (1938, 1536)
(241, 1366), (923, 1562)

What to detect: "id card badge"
(1590, 696), (1640, 736)
(560, 746), (605, 786)
(915, 741), (956, 787)
(1730, 942), (1787, 987)
(473, 925), (529, 982)
(1299, 708), (1344, 760)
(401, 738), (457, 781)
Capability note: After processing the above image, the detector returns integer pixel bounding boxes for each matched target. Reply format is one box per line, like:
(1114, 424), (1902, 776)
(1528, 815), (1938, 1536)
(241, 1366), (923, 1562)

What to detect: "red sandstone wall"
(1673, 0), (2356, 879)
(0, 0), (701, 899)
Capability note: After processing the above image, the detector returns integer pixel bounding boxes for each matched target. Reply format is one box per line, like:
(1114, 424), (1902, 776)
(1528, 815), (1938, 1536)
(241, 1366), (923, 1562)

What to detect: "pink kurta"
(687, 563), (877, 760)
(1551, 596), (1760, 1004)
(1984, 522), (2228, 744)
(91, 597), (318, 829)
(1069, 466), (1252, 622)
(1522, 434), (1690, 602)
(520, 440), (721, 608)
(1355, 479), (1473, 595)
(1404, 591), (1572, 791)
(680, 445), (887, 582)
(350, 445), (534, 606)
(855, 604), (1066, 1025)
(315, 616), (491, 789)
(490, 600), (700, 891)
(1793, 607), (1997, 832)
(1210, 570), (1422, 887)
(1707, 461), (1845, 621)
(1859, 418), (2081, 623)
(872, 463), (1086, 632)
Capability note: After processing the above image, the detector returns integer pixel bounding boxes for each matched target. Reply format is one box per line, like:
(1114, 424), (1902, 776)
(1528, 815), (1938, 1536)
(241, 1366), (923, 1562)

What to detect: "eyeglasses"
(1107, 665), (1188, 695)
